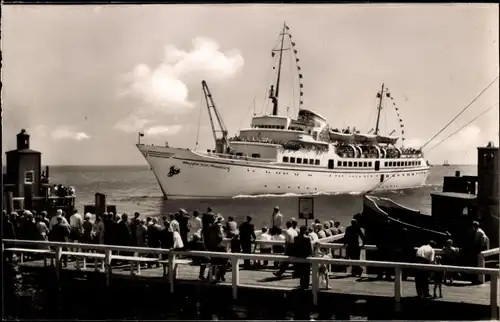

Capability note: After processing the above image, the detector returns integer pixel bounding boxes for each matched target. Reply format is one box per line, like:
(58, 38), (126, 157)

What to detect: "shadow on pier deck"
(13, 258), (499, 321)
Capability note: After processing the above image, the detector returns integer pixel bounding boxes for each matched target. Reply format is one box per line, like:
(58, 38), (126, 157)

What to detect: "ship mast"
(201, 80), (230, 154)
(270, 22), (288, 116)
(374, 83), (385, 135)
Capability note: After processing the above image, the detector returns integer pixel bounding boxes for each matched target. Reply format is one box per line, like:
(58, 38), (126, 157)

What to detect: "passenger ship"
(137, 23), (430, 199)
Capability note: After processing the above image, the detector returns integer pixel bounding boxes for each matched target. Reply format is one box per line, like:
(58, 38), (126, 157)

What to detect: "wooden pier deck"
(4, 238), (499, 320)
(18, 257), (498, 306)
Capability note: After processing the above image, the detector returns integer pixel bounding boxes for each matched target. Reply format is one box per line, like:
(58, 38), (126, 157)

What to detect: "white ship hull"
(138, 144), (430, 200)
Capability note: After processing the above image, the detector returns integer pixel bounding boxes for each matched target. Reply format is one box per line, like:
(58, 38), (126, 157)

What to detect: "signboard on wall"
(298, 197), (314, 220)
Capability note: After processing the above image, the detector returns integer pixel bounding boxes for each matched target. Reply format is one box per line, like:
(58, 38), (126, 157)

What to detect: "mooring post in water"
(394, 267), (402, 312)
(311, 262), (319, 306)
(55, 246), (62, 283)
(104, 249), (112, 287)
(168, 251), (175, 294)
(231, 257), (240, 300)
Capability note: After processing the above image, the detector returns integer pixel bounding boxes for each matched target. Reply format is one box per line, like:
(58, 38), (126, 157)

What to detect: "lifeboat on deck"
(376, 135), (399, 145)
(354, 133), (377, 144)
(328, 130), (353, 142)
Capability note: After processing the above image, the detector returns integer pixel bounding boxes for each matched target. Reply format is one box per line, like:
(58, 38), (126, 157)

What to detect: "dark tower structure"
(477, 145), (499, 249)
(4, 129), (42, 198)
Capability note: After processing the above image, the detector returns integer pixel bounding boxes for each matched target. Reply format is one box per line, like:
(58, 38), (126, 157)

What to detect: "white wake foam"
(232, 191), (364, 199)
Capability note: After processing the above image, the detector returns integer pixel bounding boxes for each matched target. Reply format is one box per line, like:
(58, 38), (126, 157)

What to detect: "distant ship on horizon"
(137, 22), (430, 200)
(443, 160), (450, 166)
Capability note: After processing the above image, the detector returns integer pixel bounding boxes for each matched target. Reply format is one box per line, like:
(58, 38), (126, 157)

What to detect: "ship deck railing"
(3, 238), (499, 319)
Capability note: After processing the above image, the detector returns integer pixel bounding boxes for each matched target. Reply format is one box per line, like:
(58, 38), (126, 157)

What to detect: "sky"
(2, 4), (499, 165)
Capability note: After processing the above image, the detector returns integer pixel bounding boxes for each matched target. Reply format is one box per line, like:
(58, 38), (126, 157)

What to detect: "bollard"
(232, 257), (240, 300)
(311, 262), (319, 306)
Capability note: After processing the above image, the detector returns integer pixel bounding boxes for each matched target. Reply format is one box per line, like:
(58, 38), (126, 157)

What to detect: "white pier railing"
(3, 238), (499, 320)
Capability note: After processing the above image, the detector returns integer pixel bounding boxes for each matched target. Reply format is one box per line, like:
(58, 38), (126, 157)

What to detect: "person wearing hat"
(271, 206), (283, 236)
(81, 213), (94, 244)
(49, 209), (69, 230)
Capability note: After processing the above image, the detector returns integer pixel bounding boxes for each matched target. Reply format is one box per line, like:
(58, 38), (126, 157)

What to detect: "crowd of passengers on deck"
(229, 136), (329, 152)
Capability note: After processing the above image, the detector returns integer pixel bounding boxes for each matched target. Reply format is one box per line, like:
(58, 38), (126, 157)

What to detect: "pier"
(4, 237), (499, 320)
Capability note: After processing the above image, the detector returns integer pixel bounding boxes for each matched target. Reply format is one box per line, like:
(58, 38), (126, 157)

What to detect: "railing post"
(360, 248), (367, 276)
(232, 257), (240, 300)
(104, 249), (112, 287)
(311, 260), (319, 306)
(394, 267), (402, 312)
(55, 246), (62, 283)
(478, 254), (486, 284)
(490, 274), (498, 320)
(168, 251), (175, 294)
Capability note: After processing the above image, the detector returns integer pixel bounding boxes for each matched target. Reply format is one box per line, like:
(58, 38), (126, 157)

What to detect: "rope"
(238, 97), (257, 130)
(420, 75), (499, 149)
(426, 101), (499, 153)
(195, 90), (204, 149)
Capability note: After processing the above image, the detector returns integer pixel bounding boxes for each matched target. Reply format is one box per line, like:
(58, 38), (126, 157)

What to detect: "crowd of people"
(4, 206), (488, 294)
(3, 205), (345, 287)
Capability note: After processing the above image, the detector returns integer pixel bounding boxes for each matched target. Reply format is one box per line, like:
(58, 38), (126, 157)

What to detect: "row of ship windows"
(281, 157), (423, 168)
(385, 160), (422, 167)
(248, 169), (427, 178)
(282, 156), (321, 165)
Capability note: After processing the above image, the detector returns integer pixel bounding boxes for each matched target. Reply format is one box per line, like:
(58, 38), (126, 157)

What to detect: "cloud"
(145, 125), (183, 136)
(51, 126), (90, 141)
(115, 37), (244, 133)
(113, 114), (152, 133)
(119, 37), (243, 111)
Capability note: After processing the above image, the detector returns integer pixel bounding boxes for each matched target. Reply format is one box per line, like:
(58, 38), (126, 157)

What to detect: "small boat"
(328, 129), (353, 142)
(376, 135), (399, 145)
(354, 133), (377, 144)
(357, 195), (450, 248)
(443, 160), (450, 166)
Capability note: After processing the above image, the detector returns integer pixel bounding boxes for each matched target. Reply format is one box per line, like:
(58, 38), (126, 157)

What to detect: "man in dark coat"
(294, 226), (313, 289)
(176, 209), (190, 246)
(130, 212), (141, 246)
(239, 216), (256, 269)
(103, 214), (114, 245)
(49, 217), (71, 267)
(344, 219), (365, 277)
(188, 233), (210, 280)
(117, 214), (133, 256)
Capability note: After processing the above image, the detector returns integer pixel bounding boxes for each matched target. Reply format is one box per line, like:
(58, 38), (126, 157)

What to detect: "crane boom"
(201, 80), (230, 154)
